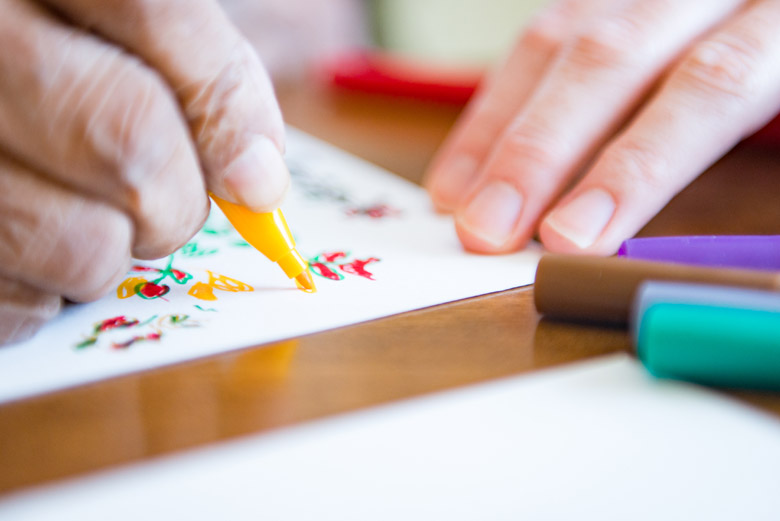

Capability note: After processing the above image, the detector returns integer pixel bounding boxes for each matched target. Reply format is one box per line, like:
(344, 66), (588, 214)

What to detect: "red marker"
(322, 50), (482, 105)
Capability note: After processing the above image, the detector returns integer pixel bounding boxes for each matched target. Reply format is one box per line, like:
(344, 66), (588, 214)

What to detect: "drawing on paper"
(344, 204), (401, 219)
(179, 213), (254, 258)
(289, 162), (401, 219)
(289, 162), (351, 205)
(118, 256), (254, 303)
(180, 242), (219, 258)
(308, 252), (381, 281)
(117, 256), (192, 301)
(75, 314), (199, 350)
(198, 218), (252, 248)
(188, 271), (254, 301)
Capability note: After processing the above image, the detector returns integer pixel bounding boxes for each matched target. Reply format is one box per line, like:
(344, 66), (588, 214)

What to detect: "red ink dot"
(171, 269), (190, 283)
(137, 282), (170, 299)
(131, 265), (160, 273)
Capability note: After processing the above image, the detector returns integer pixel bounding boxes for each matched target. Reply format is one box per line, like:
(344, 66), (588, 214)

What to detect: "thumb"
(41, 0), (290, 211)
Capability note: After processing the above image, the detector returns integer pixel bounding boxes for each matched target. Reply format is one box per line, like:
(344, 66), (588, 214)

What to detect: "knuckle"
(677, 36), (763, 104)
(0, 278), (61, 345)
(133, 199), (208, 260)
(106, 66), (185, 197)
(456, 100), (512, 153)
(84, 59), (207, 257)
(0, 164), (48, 277)
(58, 205), (133, 301)
(182, 39), (256, 147)
(0, 156), (137, 302)
(503, 119), (567, 171)
(0, 208), (34, 275)
(0, 316), (43, 345)
(568, 16), (639, 70)
(82, 56), (193, 204)
(602, 138), (670, 193)
(518, 18), (564, 53)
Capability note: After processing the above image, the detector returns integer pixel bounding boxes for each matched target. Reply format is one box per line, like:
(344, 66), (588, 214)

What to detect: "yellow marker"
(210, 195), (316, 293)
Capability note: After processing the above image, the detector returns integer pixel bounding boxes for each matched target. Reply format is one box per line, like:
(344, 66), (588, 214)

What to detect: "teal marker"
(633, 281), (780, 390)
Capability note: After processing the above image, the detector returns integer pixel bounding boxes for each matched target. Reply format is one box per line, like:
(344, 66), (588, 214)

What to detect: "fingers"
(424, 0), (599, 212)
(0, 0), (208, 258)
(40, 0), (289, 211)
(451, 0), (746, 253)
(0, 276), (61, 345)
(0, 153), (133, 303)
(540, 0), (780, 254)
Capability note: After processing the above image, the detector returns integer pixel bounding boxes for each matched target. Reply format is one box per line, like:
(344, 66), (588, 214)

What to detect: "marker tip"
(295, 270), (317, 293)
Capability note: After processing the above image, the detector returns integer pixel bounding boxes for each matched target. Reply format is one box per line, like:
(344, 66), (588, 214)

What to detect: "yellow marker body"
(211, 195), (315, 291)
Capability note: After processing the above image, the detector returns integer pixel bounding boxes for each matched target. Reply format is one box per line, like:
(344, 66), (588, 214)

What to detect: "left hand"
(0, 0), (288, 343)
(425, 0), (780, 255)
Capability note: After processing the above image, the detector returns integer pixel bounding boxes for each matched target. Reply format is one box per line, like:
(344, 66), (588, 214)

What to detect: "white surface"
(0, 128), (541, 404)
(2, 354), (779, 520)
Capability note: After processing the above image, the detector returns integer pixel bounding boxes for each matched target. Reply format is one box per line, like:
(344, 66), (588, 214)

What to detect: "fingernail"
(544, 188), (616, 249)
(430, 155), (479, 210)
(223, 135), (290, 212)
(457, 181), (523, 247)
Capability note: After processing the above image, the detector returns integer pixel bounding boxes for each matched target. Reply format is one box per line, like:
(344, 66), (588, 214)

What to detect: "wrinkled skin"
(425, 0), (780, 255)
(0, 0), (289, 344)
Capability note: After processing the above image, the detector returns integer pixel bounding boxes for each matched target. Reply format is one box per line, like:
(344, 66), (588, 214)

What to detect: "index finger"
(424, 0), (604, 212)
(41, 0), (289, 212)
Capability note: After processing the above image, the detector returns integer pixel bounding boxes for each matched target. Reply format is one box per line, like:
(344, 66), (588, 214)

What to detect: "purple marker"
(617, 235), (780, 271)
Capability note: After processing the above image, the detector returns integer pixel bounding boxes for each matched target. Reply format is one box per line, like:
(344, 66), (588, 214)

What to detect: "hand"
(425, 0), (780, 254)
(0, 0), (288, 343)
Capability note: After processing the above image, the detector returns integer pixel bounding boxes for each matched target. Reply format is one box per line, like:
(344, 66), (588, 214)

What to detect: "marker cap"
(633, 282), (780, 390)
(618, 235), (780, 270)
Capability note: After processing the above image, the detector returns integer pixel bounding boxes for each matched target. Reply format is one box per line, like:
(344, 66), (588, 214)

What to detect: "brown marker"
(534, 254), (780, 325)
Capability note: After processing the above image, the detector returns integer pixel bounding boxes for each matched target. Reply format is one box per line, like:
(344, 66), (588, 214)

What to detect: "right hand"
(0, 0), (289, 344)
(425, 0), (780, 256)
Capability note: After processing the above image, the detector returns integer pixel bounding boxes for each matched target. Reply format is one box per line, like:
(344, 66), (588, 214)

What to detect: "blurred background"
(370, 0), (550, 68)
(219, 0), (551, 81)
(218, 0), (779, 156)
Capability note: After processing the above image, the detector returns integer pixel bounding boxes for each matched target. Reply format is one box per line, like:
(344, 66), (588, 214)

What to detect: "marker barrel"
(617, 235), (780, 270)
(534, 255), (780, 325)
(634, 286), (780, 390)
(632, 281), (780, 332)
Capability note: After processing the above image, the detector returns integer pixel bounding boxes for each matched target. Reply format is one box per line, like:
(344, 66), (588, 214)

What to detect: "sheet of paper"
(0, 128), (541, 404)
(2, 354), (778, 520)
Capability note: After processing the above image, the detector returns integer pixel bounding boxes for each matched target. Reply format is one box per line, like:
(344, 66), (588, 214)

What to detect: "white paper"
(2, 354), (778, 520)
(0, 128), (541, 404)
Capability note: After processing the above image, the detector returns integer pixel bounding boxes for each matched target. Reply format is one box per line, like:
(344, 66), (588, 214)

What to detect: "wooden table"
(2, 81), (780, 495)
